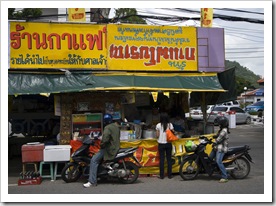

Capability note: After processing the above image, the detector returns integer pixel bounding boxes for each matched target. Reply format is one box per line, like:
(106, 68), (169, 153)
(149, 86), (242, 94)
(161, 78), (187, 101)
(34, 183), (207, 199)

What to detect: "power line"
(226, 56), (264, 59)
(225, 31), (263, 39)
(225, 47), (263, 50)
(226, 51), (263, 54)
(225, 33), (264, 43)
(215, 8), (264, 15)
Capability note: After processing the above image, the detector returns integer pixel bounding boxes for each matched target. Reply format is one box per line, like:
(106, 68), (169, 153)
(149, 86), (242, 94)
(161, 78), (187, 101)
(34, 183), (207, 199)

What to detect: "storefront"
(8, 21), (229, 173)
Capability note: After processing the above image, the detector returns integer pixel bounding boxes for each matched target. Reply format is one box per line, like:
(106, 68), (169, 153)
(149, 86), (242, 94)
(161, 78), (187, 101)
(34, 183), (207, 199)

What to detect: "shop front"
(8, 71), (224, 173)
(8, 22), (228, 174)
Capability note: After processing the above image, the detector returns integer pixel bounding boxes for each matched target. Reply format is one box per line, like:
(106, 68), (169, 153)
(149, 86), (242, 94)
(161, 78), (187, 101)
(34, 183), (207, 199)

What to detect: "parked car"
(219, 100), (240, 107)
(207, 106), (251, 125)
(245, 101), (264, 113)
(190, 105), (214, 120)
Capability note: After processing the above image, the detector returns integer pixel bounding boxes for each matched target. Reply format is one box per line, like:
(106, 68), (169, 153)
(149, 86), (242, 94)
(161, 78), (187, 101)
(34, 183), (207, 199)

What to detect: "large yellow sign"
(107, 24), (198, 71)
(9, 22), (198, 71)
(9, 22), (107, 69)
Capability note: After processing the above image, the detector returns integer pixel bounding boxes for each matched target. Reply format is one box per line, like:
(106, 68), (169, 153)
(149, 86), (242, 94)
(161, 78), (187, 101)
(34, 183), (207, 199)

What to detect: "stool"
(54, 162), (67, 180)
(39, 161), (54, 181)
(22, 162), (38, 174)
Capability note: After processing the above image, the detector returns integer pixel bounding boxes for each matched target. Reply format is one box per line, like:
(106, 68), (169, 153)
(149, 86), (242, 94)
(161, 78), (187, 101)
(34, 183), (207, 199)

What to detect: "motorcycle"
(61, 134), (141, 184)
(179, 136), (253, 180)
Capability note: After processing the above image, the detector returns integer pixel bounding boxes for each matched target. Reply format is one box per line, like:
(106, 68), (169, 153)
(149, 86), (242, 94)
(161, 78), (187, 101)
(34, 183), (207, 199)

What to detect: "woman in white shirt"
(156, 112), (174, 179)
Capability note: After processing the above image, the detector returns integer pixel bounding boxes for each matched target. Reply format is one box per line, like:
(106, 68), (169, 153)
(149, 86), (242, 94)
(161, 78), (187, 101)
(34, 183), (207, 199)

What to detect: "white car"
(190, 105), (214, 120)
(219, 100), (240, 107)
(207, 106), (251, 125)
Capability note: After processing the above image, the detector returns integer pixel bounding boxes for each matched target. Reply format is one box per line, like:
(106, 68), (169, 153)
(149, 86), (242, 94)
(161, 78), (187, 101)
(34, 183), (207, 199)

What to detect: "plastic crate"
(18, 177), (42, 186)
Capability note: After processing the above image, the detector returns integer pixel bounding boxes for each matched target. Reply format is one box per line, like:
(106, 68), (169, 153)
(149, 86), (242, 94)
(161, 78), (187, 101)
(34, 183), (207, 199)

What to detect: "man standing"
(83, 114), (121, 188)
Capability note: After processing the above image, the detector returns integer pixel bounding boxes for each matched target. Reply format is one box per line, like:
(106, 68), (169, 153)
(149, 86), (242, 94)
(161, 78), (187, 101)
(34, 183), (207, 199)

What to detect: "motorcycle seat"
(226, 145), (249, 155)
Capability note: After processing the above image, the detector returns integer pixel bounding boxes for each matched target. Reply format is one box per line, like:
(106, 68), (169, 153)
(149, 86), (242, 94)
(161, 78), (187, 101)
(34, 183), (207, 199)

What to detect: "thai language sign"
(9, 22), (107, 69)
(9, 22), (201, 71)
(107, 24), (198, 71)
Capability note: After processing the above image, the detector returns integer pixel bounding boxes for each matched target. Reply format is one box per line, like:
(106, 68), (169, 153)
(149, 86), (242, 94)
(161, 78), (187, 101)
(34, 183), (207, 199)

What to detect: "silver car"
(190, 105), (214, 120)
(207, 106), (251, 125)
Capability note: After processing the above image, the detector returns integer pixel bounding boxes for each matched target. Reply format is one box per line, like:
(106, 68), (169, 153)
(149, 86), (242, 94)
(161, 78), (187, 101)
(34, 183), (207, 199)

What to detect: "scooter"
(179, 136), (253, 180)
(61, 134), (141, 184)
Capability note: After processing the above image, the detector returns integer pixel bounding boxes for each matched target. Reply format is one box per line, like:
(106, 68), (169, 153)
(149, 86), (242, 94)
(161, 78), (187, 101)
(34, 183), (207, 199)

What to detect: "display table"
(120, 134), (214, 174)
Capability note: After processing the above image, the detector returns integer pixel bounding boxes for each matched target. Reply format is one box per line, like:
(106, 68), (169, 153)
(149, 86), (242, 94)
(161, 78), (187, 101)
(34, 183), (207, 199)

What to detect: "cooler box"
(21, 143), (45, 163)
(43, 145), (72, 162)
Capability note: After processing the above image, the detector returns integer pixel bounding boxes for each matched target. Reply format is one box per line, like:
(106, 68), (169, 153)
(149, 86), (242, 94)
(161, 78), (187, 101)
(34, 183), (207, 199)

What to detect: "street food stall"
(8, 22), (231, 174)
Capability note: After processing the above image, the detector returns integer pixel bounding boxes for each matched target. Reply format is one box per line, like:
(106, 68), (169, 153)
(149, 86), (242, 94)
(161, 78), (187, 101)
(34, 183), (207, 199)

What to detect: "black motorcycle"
(61, 135), (141, 184)
(179, 136), (253, 180)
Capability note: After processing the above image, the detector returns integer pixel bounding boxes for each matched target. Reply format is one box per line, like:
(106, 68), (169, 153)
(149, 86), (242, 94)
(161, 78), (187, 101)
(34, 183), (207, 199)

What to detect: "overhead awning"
(8, 72), (226, 95)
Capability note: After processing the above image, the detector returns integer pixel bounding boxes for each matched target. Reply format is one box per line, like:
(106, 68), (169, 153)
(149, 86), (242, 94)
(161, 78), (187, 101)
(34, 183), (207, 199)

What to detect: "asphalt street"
(5, 121), (267, 203)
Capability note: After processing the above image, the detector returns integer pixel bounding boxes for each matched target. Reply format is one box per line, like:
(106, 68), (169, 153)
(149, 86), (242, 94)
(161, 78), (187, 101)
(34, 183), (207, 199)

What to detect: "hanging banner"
(9, 22), (107, 69)
(119, 135), (214, 174)
(107, 24), (198, 71)
(151, 92), (158, 102)
(68, 8), (86, 22)
(201, 8), (213, 27)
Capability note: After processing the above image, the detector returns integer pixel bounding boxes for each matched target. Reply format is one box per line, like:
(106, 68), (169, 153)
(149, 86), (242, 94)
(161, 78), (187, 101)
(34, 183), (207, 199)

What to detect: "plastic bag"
(185, 140), (197, 153)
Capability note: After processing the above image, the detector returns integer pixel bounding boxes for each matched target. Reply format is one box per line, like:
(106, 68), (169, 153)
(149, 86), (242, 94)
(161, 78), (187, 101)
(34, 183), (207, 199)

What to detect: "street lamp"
(244, 87), (247, 107)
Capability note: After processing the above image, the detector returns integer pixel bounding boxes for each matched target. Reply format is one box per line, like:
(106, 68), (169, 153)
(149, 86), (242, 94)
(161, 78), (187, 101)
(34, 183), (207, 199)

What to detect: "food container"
(120, 130), (133, 141)
(21, 143), (45, 163)
(142, 129), (156, 139)
(43, 145), (71, 162)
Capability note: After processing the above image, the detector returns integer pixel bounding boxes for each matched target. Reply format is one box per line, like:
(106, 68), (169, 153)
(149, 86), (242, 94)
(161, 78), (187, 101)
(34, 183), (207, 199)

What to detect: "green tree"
(8, 8), (42, 19)
(114, 8), (146, 24)
(225, 60), (261, 95)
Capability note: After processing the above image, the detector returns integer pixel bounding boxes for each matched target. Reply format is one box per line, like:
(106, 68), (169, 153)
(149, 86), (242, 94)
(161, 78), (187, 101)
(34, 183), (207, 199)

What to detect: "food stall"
(8, 22), (229, 174)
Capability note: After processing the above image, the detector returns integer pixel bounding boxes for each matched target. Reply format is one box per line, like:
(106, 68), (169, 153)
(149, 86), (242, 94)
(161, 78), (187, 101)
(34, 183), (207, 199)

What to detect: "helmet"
(217, 116), (229, 128)
(103, 114), (113, 125)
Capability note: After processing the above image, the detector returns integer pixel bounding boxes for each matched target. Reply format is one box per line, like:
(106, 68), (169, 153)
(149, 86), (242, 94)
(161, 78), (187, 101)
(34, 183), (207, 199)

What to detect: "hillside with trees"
(225, 60), (262, 95)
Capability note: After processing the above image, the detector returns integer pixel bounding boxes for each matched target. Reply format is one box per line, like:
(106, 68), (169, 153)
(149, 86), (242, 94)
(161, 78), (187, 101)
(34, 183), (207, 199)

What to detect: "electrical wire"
(226, 51), (263, 54)
(214, 8), (264, 15)
(226, 56), (264, 59)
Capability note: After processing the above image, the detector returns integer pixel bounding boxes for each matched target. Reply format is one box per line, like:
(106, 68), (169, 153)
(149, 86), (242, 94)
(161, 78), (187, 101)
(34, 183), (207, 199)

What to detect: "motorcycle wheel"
(118, 161), (139, 184)
(61, 162), (82, 183)
(229, 157), (251, 179)
(179, 157), (200, 180)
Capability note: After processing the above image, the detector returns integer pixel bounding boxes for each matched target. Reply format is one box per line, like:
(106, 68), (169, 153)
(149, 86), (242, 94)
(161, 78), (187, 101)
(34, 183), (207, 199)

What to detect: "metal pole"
(244, 87), (247, 108)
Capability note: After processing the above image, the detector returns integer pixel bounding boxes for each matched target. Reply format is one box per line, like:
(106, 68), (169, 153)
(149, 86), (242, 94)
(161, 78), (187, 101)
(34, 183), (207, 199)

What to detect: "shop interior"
(8, 91), (213, 158)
